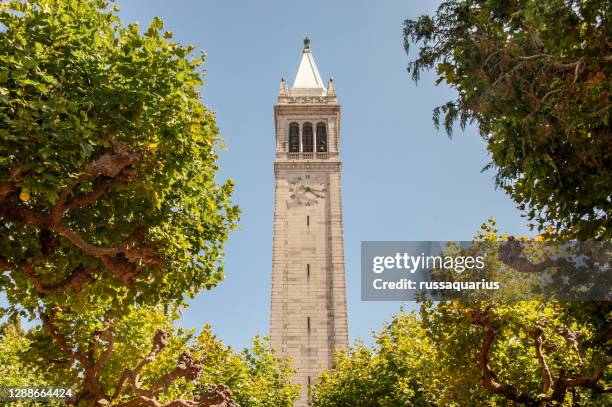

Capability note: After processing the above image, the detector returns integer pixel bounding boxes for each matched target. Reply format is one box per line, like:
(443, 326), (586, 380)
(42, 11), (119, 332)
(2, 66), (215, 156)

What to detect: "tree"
(419, 223), (611, 406)
(192, 328), (300, 407)
(312, 311), (439, 407)
(311, 225), (611, 406)
(312, 300), (610, 406)
(0, 0), (240, 405)
(403, 1), (611, 402)
(403, 0), (612, 240)
(0, 317), (59, 406)
(0, 309), (298, 406)
(0, 318), (28, 386)
(421, 299), (611, 406)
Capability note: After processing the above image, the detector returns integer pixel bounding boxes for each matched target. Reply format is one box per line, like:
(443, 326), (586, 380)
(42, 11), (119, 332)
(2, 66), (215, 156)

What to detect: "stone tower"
(269, 38), (349, 407)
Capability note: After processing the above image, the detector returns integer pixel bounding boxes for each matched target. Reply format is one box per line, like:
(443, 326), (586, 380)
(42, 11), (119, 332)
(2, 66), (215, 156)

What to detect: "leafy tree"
(0, 309), (298, 407)
(0, 317), (61, 406)
(312, 311), (439, 407)
(0, 317), (36, 387)
(0, 0), (240, 405)
(420, 299), (610, 406)
(192, 328), (300, 407)
(403, 0), (612, 240)
(312, 302), (610, 407)
(425, 300), (610, 405)
(403, 1), (611, 402)
(419, 223), (611, 406)
(312, 224), (610, 406)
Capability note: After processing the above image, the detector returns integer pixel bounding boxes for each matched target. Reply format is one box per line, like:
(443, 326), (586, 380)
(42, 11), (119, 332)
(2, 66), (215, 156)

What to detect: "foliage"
(0, 318), (36, 386)
(422, 223), (611, 406)
(420, 299), (611, 406)
(403, 0), (612, 240)
(312, 223), (611, 406)
(0, 0), (239, 316)
(192, 328), (300, 407)
(312, 302), (610, 407)
(0, 310), (298, 407)
(398, 2), (612, 403)
(0, 318), (62, 406)
(403, 2), (611, 402)
(0, 0), (240, 405)
(312, 311), (438, 407)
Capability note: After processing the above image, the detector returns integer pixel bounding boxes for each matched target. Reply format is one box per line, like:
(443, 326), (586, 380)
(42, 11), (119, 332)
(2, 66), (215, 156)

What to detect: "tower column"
(270, 39), (348, 407)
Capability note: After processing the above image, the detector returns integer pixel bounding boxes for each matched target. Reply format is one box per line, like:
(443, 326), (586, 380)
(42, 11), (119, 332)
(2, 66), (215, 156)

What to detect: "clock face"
(287, 174), (326, 207)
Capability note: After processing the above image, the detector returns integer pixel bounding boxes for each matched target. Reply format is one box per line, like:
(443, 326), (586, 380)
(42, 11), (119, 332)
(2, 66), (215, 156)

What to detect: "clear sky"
(110, 0), (532, 350)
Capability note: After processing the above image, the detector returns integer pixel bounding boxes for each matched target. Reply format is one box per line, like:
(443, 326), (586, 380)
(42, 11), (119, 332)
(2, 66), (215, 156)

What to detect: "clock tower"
(270, 38), (349, 407)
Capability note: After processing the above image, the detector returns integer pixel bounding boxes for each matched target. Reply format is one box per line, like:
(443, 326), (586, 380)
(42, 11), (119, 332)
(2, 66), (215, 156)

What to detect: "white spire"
(279, 78), (288, 96)
(290, 37), (326, 95)
(326, 78), (335, 95)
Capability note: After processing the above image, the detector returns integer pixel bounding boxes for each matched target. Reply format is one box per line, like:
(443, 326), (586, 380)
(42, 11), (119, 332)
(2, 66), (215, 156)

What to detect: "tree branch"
(515, 53), (612, 70)
(0, 166), (22, 201)
(0, 141), (159, 298)
(111, 330), (239, 407)
(66, 176), (113, 209)
(41, 309), (112, 403)
(560, 327), (585, 374)
(1, 255), (97, 293)
(0, 199), (158, 286)
(49, 222), (150, 259)
(139, 351), (202, 398)
(115, 385), (238, 407)
(93, 323), (115, 372)
(112, 329), (169, 400)
(531, 326), (552, 394)
(84, 141), (140, 178)
(498, 238), (555, 273)
(40, 310), (81, 363)
(563, 355), (612, 392)
(469, 307), (611, 404)
(23, 261), (97, 293)
(132, 328), (170, 392)
(467, 308), (540, 406)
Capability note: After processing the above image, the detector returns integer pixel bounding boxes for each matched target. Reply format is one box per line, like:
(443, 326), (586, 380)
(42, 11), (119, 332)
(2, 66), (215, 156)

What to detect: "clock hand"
(310, 191), (323, 198)
(304, 187), (324, 198)
(303, 191), (322, 199)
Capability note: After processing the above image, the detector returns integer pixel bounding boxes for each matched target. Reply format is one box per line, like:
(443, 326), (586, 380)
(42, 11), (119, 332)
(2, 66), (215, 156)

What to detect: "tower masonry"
(269, 38), (349, 407)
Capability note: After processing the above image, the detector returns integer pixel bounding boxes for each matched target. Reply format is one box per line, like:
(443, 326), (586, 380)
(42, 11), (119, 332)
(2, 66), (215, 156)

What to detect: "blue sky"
(111, 0), (533, 350)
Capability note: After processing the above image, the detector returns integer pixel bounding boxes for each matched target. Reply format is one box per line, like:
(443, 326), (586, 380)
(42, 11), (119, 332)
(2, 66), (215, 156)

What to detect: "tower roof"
(290, 37), (326, 95)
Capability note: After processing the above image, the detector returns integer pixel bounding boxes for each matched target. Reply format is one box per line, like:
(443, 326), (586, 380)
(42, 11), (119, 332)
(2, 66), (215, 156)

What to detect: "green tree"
(0, 317), (61, 406)
(403, 1), (611, 403)
(312, 226), (610, 406)
(192, 328), (300, 407)
(418, 224), (611, 406)
(0, 317), (36, 387)
(403, 0), (612, 240)
(0, 0), (241, 405)
(420, 298), (611, 406)
(312, 311), (439, 407)
(312, 302), (610, 407)
(0, 309), (298, 407)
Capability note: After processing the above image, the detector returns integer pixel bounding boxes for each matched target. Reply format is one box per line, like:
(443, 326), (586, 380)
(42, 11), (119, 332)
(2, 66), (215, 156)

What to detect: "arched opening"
(289, 123), (299, 152)
(316, 123), (327, 152)
(302, 123), (313, 152)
